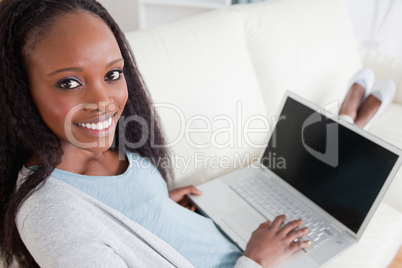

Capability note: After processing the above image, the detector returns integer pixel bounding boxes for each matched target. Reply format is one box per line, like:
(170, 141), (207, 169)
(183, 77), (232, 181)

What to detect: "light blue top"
(50, 151), (242, 268)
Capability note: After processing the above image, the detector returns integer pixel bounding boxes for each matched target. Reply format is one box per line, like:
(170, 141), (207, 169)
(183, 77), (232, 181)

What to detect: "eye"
(105, 69), (123, 81)
(57, 79), (82, 90)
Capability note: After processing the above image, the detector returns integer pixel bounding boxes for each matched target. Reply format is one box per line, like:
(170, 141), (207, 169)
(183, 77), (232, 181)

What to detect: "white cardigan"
(16, 168), (260, 268)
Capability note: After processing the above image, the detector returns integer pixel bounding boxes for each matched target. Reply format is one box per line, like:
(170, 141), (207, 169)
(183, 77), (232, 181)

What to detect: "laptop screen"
(262, 96), (399, 233)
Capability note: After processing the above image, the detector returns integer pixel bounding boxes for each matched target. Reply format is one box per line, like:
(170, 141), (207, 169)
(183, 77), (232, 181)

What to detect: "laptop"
(189, 91), (402, 267)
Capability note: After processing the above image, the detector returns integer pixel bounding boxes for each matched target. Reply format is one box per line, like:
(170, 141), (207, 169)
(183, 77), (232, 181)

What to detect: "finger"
(188, 185), (202, 195)
(180, 185), (202, 196)
(288, 240), (311, 254)
(185, 204), (197, 211)
(257, 220), (271, 229)
(169, 186), (201, 201)
(178, 198), (189, 207)
(279, 219), (303, 235)
(179, 197), (193, 208)
(286, 227), (309, 243)
(270, 215), (286, 229)
(168, 189), (181, 200)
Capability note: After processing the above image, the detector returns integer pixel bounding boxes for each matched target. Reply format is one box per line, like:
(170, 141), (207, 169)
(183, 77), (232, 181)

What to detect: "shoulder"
(16, 178), (134, 267)
(16, 178), (92, 232)
(16, 174), (117, 236)
(16, 178), (132, 267)
(15, 176), (192, 268)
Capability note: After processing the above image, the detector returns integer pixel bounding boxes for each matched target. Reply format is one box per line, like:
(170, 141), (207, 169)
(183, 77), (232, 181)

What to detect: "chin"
(66, 132), (116, 153)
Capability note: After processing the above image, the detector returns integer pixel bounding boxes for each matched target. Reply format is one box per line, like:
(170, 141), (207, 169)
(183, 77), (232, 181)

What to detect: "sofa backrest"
(125, 0), (362, 186)
(231, 0), (362, 116)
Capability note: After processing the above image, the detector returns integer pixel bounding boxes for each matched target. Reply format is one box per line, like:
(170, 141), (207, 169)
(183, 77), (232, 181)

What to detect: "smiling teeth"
(78, 117), (113, 130)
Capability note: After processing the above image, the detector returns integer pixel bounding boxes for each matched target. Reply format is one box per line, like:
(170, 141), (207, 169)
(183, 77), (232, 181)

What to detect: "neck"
(59, 144), (128, 176)
(27, 142), (129, 177)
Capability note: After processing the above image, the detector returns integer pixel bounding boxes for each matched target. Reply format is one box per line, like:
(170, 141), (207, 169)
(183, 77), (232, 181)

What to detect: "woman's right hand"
(243, 215), (311, 268)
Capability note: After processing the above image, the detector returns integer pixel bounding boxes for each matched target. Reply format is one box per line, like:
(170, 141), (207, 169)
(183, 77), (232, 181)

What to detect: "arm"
(169, 187), (310, 267)
(17, 204), (128, 268)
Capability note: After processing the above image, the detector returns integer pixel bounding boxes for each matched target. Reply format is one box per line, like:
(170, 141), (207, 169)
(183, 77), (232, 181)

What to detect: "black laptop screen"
(262, 97), (399, 233)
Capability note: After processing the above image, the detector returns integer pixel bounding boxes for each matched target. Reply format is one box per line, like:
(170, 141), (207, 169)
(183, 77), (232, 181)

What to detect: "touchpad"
(223, 210), (262, 243)
(275, 250), (318, 268)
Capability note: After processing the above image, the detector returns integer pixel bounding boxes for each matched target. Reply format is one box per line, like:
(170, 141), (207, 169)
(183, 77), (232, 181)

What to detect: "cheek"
(32, 89), (76, 134)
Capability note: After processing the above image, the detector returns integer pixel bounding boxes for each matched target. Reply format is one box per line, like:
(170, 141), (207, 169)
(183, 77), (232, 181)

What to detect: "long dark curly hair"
(0, 0), (172, 266)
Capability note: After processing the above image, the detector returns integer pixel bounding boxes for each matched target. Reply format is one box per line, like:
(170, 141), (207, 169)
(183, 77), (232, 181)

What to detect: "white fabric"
(126, 0), (364, 186)
(234, 256), (262, 268)
(230, 0), (363, 117)
(369, 103), (402, 212)
(360, 48), (402, 213)
(126, 9), (267, 187)
(339, 114), (355, 124)
(325, 202), (402, 268)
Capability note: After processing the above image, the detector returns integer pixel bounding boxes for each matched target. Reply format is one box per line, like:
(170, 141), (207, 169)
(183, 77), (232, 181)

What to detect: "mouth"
(74, 114), (116, 137)
(76, 116), (113, 130)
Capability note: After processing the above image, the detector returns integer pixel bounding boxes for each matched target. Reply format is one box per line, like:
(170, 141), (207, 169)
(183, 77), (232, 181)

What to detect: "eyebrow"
(47, 67), (83, 77)
(106, 58), (124, 68)
(46, 58), (124, 77)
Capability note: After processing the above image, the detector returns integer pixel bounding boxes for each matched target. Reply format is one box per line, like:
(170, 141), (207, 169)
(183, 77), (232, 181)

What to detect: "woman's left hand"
(169, 186), (202, 211)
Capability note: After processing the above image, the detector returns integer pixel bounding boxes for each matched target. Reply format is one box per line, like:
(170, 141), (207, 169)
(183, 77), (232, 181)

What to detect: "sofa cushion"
(369, 103), (402, 213)
(125, 0), (364, 186)
(325, 202), (402, 268)
(360, 47), (402, 213)
(231, 0), (363, 117)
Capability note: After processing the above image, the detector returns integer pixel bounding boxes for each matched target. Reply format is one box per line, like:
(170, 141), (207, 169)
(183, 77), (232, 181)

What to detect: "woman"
(0, 0), (310, 267)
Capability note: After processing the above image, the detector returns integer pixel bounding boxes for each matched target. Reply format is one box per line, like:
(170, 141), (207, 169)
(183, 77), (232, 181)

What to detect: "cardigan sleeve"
(234, 256), (263, 268)
(17, 203), (129, 268)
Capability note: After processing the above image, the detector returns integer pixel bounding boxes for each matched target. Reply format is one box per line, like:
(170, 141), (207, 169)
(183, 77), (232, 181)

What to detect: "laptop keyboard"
(230, 175), (336, 251)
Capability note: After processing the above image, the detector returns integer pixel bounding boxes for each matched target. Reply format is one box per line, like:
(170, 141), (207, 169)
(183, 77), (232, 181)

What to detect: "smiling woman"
(0, 1), (312, 268)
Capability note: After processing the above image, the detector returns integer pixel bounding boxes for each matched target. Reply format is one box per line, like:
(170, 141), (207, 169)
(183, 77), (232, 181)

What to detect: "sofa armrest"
(360, 48), (402, 105)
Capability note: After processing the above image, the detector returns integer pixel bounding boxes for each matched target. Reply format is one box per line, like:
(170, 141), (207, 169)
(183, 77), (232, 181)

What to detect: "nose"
(82, 81), (113, 113)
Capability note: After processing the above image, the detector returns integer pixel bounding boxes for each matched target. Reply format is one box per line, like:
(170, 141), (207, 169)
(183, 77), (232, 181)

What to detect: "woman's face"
(27, 12), (128, 153)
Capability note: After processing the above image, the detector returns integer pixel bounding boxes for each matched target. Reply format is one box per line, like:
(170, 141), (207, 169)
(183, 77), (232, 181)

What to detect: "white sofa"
(125, 0), (402, 267)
